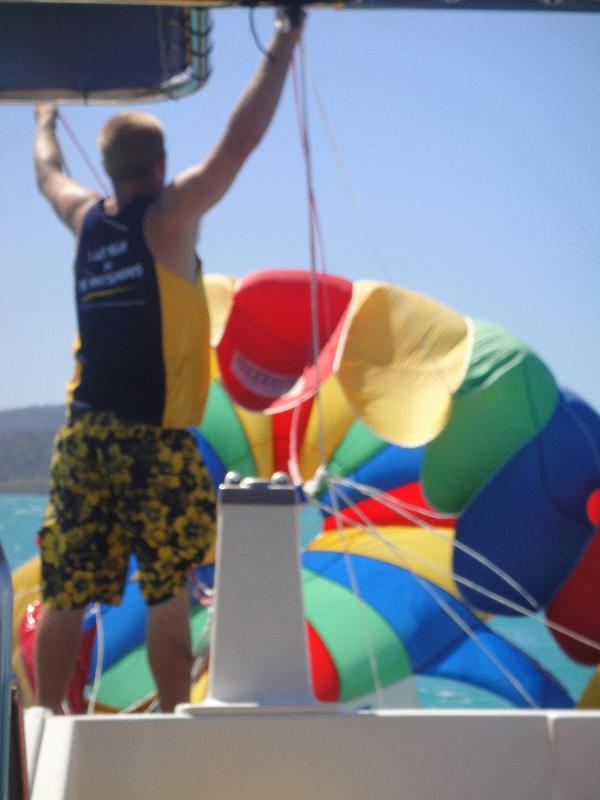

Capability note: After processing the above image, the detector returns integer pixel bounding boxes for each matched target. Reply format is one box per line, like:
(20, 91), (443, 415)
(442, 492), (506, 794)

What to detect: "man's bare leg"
(35, 606), (86, 714)
(147, 588), (192, 712)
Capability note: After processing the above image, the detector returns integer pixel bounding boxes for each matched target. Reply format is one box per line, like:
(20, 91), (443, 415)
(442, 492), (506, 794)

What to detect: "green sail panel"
(197, 380), (257, 477)
(422, 319), (558, 514)
(302, 566), (411, 700)
(325, 419), (388, 479)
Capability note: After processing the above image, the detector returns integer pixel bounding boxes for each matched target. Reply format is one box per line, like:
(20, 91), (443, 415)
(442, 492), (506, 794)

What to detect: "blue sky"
(1, 6), (599, 412)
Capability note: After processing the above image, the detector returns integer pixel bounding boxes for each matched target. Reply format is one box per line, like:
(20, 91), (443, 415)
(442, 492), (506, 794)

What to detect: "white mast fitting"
(202, 472), (319, 708)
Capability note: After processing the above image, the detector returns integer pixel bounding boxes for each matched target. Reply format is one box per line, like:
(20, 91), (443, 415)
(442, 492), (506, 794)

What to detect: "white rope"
(86, 603), (104, 715)
(303, 51), (391, 281)
(327, 483), (386, 707)
(307, 482), (541, 708)
(302, 49), (462, 398)
(12, 585), (41, 603)
(332, 472), (540, 610)
(306, 480), (600, 658)
(290, 42), (329, 474)
(412, 574), (540, 709)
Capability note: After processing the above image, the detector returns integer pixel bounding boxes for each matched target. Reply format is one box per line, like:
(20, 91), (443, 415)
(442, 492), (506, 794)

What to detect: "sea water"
(0, 493), (594, 709)
(0, 494), (45, 570)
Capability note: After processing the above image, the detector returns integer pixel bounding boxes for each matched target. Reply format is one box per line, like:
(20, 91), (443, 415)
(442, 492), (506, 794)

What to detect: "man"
(33, 8), (304, 714)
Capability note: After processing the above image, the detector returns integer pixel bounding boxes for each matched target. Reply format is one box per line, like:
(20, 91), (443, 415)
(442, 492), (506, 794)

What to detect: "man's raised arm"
(157, 8), (305, 228)
(34, 104), (98, 234)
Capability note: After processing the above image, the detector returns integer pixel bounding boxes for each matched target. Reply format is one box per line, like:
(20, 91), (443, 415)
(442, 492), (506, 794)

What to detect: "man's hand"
(275, 5), (306, 34)
(35, 103), (59, 129)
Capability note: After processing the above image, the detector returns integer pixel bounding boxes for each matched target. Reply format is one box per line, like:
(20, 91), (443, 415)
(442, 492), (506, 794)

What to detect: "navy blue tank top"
(69, 197), (166, 424)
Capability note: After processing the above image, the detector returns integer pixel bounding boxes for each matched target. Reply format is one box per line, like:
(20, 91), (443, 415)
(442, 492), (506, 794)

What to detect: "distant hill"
(0, 405), (65, 494)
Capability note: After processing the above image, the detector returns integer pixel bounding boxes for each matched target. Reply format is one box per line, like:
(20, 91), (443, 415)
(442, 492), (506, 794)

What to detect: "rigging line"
(287, 402), (304, 487)
(292, 47), (328, 280)
(303, 50), (466, 399)
(307, 490), (600, 655)
(248, 6), (275, 63)
(86, 602), (105, 715)
(287, 50), (320, 483)
(327, 472), (540, 609)
(57, 111), (111, 197)
(413, 573), (540, 709)
(323, 471), (456, 522)
(328, 482), (386, 707)
(334, 473), (538, 607)
(356, 491), (454, 522)
(326, 475), (453, 525)
(190, 623), (212, 690)
(191, 644), (210, 688)
(293, 41), (333, 280)
(290, 43), (329, 470)
(292, 43), (332, 285)
(308, 490), (536, 709)
(338, 471), (600, 620)
(188, 570), (214, 686)
(309, 484), (540, 708)
(119, 691), (159, 715)
(291, 51), (337, 342)
(302, 51), (390, 281)
(13, 586), (41, 603)
(308, 492), (533, 620)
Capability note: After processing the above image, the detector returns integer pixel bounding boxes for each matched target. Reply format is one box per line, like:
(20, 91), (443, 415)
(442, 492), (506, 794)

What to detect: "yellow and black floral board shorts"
(39, 411), (216, 609)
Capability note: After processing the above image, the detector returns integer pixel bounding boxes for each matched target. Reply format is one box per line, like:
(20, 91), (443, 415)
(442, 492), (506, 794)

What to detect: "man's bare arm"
(155, 11), (304, 230)
(34, 104), (99, 234)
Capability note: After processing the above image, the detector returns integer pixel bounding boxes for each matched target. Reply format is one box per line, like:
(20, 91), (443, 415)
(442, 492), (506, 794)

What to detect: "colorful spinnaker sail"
(11, 269), (600, 711)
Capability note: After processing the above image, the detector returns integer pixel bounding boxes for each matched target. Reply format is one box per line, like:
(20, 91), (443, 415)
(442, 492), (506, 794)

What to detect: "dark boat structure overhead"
(0, 4), (211, 103)
(164, 0), (600, 9)
(2, 0), (600, 9)
(0, 0), (598, 105)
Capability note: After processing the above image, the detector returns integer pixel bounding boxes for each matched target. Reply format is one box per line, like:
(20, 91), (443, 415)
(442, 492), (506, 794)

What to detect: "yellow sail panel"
(309, 523), (459, 599)
(204, 273), (238, 348)
(236, 405), (275, 479)
(299, 375), (357, 479)
(335, 280), (472, 447)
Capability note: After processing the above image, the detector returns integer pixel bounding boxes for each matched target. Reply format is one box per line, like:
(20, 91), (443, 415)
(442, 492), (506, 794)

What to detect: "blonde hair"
(98, 111), (165, 182)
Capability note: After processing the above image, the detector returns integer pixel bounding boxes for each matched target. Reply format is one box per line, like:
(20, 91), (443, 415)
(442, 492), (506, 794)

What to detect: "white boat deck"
(24, 705), (600, 800)
(18, 477), (600, 798)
